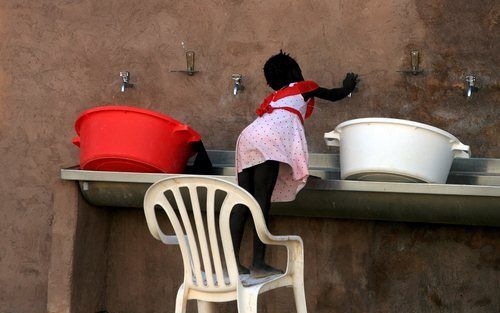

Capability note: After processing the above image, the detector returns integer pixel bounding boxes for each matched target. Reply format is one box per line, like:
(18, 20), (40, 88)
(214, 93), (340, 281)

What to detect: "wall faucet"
(465, 75), (479, 98)
(120, 71), (134, 92)
(232, 74), (244, 96)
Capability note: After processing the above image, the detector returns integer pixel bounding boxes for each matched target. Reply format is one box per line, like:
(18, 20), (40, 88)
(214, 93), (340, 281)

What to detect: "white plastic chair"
(143, 175), (307, 313)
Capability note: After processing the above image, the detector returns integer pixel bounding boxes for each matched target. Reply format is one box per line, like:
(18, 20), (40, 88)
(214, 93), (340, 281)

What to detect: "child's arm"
(303, 73), (358, 101)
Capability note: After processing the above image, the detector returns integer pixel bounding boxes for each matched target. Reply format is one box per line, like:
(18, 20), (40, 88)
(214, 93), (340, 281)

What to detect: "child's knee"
(231, 204), (249, 218)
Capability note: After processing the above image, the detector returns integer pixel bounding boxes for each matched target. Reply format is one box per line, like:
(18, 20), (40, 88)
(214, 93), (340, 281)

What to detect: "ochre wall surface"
(0, 0), (498, 312)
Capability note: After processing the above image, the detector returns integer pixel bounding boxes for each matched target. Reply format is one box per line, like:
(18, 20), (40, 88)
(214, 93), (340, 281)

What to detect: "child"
(231, 50), (358, 277)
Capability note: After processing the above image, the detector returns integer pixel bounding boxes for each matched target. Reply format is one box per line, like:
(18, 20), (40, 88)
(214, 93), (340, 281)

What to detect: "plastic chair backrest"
(143, 176), (267, 292)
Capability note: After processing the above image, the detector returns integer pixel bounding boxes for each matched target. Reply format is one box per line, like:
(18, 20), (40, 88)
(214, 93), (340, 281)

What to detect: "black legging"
(230, 160), (280, 268)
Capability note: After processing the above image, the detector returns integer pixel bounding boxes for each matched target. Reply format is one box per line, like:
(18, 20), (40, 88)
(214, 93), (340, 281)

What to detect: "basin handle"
(324, 130), (341, 147)
(173, 124), (201, 143)
(72, 136), (80, 147)
(452, 142), (471, 158)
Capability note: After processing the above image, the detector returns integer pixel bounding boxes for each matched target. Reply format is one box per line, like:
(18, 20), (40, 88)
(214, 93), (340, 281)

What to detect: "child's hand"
(342, 73), (358, 93)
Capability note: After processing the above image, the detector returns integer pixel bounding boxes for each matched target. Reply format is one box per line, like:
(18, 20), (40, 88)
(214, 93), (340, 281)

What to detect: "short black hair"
(263, 50), (304, 90)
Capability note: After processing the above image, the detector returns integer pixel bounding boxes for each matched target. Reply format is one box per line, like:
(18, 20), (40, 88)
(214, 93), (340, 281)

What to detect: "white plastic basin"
(324, 118), (471, 183)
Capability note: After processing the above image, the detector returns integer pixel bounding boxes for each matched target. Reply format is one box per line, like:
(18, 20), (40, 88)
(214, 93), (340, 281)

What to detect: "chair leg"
(197, 300), (216, 313)
(293, 282), (307, 313)
(175, 284), (188, 313)
(237, 287), (259, 313)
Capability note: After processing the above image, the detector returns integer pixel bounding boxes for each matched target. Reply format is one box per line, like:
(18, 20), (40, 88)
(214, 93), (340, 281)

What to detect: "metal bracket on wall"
(397, 50), (425, 75)
(170, 50), (198, 76)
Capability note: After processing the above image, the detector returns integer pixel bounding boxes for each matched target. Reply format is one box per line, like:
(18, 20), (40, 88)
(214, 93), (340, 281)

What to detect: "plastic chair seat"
(193, 272), (283, 288)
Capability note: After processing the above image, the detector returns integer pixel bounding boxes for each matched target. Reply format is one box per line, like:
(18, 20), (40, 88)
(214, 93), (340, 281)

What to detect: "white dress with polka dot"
(236, 84), (311, 202)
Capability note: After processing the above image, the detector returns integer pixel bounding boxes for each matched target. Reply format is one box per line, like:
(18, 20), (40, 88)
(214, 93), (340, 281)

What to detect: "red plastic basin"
(73, 105), (201, 173)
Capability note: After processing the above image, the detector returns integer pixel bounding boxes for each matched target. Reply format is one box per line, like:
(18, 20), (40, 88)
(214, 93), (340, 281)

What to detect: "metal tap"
(120, 71), (134, 92)
(232, 74), (244, 96)
(465, 75), (479, 98)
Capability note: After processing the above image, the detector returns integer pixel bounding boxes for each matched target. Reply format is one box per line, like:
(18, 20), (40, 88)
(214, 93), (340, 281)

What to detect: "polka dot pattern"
(236, 89), (310, 202)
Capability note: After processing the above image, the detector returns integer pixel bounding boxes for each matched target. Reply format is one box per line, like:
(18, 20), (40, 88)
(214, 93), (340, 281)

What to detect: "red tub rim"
(74, 105), (201, 142)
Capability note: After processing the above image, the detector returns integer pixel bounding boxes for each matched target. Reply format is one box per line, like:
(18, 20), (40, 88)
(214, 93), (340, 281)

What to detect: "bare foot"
(250, 264), (284, 278)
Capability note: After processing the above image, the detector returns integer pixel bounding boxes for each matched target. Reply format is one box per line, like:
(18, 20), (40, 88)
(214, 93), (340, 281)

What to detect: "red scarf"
(256, 81), (319, 124)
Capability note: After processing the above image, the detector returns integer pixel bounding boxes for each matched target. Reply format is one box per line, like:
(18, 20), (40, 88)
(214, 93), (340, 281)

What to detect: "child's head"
(264, 50), (304, 91)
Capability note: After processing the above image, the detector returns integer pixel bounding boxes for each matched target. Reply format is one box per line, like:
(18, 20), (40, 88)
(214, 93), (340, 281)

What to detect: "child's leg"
(250, 160), (280, 274)
(230, 167), (254, 273)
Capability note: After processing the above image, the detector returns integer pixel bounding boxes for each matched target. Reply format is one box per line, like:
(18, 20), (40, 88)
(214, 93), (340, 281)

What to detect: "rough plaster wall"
(0, 0), (498, 312)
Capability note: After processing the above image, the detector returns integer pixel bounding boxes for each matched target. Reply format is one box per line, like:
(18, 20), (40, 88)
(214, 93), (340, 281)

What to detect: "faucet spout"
(232, 74), (244, 96)
(464, 75), (478, 98)
(120, 71), (134, 93)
